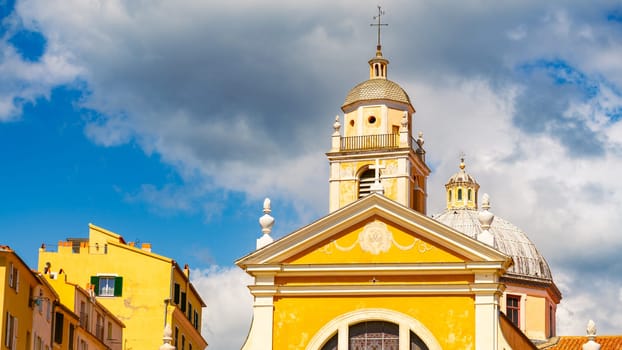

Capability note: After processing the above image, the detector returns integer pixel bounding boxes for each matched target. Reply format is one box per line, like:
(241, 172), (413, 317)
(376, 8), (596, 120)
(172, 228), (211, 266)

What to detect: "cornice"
(247, 281), (505, 297)
(244, 261), (509, 277)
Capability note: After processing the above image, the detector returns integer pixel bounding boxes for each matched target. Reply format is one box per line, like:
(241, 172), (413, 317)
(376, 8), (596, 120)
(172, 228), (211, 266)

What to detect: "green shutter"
(90, 276), (100, 296)
(113, 277), (123, 296)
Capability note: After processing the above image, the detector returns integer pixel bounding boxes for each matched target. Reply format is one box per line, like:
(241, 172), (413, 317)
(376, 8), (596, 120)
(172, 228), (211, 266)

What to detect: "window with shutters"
(54, 312), (64, 344)
(8, 262), (19, 291)
(181, 292), (187, 312)
(174, 283), (181, 305)
(90, 276), (123, 297)
(4, 312), (17, 349)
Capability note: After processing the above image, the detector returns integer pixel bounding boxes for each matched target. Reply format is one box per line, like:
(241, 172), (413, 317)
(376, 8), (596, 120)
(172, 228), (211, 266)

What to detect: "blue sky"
(2, 1), (622, 349)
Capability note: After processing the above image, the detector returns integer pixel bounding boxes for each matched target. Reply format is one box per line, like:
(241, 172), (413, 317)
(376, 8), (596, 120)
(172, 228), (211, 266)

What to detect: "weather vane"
(370, 5), (388, 51)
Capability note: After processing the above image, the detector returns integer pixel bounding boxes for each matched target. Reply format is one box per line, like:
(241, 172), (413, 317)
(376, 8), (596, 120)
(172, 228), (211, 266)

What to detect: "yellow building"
(2, 245), (34, 350)
(38, 223), (208, 350)
(237, 27), (559, 349)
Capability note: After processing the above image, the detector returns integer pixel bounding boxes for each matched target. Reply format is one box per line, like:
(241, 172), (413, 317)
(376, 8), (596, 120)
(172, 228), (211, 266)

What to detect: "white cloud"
(191, 266), (253, 350)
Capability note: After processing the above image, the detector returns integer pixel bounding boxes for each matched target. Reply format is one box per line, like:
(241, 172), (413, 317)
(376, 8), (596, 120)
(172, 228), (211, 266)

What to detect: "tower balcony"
(339, 134), (425, 160)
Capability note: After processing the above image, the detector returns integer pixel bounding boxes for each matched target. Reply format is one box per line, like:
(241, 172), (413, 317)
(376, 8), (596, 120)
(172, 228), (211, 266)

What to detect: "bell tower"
(326, 8), (430, 214)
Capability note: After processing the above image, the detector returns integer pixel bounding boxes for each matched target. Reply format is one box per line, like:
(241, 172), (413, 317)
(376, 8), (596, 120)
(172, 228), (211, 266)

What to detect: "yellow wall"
(273, 296), (475, 349)
(287, 218), (467, 265)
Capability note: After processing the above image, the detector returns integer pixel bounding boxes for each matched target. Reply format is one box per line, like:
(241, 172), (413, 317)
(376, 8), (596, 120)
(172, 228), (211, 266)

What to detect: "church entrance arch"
(306, 308), (441, 350)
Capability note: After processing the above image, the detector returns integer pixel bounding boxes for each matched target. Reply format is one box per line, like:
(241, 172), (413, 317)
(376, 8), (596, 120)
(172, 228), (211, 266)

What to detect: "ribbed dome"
(342, 79), (412, 110)
(433, 209), (553, 282)
(447, 161), (477, 185)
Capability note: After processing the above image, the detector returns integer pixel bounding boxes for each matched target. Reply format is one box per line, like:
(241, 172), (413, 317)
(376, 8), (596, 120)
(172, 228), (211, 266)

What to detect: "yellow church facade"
(237, 21), (559, 350)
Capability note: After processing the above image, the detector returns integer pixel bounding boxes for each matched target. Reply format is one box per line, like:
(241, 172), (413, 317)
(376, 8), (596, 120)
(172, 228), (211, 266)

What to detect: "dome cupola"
(445, 157), (480, 210)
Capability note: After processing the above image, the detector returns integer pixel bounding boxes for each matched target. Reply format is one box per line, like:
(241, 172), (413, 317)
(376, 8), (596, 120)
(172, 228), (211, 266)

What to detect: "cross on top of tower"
(370, 5), (388, 52)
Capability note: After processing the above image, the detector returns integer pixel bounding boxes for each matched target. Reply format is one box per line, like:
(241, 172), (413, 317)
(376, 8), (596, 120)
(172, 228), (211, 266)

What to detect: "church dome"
(433, 206), (553, 283)
(342, 78), (412, 110)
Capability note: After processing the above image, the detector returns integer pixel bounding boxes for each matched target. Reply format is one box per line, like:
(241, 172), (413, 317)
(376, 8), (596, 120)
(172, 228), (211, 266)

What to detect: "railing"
(339, 134), (426, 160)
(340, 134), (399, 151)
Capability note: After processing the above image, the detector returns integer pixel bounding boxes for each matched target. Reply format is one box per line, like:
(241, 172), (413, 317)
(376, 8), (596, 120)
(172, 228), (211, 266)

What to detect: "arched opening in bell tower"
(358, 168), (376, 198)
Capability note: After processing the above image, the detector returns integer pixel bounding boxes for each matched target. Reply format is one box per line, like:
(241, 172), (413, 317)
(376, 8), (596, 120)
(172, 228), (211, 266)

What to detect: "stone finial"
(582, 320), (601, 350)
(587, 320), (597, 336)
(159, 324), (175, 350)
(257, 198), (275, 249)
(333, 115), (341, 135)
(477, 193), (495, 246)
(417, 131), (424, 147)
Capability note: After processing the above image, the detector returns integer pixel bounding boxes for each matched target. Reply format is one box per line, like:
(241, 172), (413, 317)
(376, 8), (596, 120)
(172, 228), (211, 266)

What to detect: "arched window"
(358, 168), (376, 198)
(448, 190), (452, 202)
(374, 64), (379, 77)
(320, 333), (337, 350)
(457, 188), (462, 201)
(349, 321), (398, 350)
(468, 189), (472, 201)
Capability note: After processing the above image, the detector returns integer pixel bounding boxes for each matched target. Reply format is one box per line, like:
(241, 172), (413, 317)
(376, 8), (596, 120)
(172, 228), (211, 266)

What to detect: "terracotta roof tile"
(540, 336), (622, 349)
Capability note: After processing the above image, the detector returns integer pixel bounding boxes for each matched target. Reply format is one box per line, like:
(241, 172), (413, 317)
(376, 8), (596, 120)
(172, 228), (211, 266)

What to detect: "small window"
(174, 283), (181, 305)
(4, 312), (17, 349)
(194, 311), (199, 330)
(457, 188), (462, 201)
(448, 190), (452, 202)
(54, 312), (64, 344)
(368, 115), (376, 124)
(506, 295), (520, 327)
(349, 119), (355, 127)
(181, 292), (187, 312)
(182, 335), (186, 350)
(549, 305), (555, 337)
(468, 189), (472, 201)
(69, 324), (75, 350)
(91, 276), (123, 297)
(8, 262), (19, 291)
(174, 327), (179, 348)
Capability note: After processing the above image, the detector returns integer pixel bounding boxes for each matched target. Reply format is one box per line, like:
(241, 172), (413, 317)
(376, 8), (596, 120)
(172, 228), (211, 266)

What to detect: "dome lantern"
(445, 157), (480, 210)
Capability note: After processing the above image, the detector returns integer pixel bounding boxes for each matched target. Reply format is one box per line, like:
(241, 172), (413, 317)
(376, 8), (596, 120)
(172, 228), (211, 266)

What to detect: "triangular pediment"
(285, 216), (467, 264)
(236, 194), (509, 268)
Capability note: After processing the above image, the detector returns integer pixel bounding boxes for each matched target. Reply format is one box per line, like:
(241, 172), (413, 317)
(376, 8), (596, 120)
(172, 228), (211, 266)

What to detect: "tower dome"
(342, 79), (412, 110)
(341, 45), (414, 113)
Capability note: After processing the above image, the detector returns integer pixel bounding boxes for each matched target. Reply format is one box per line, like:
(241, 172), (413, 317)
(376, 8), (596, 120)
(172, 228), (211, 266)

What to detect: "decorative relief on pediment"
(319, 221), (433, 255)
